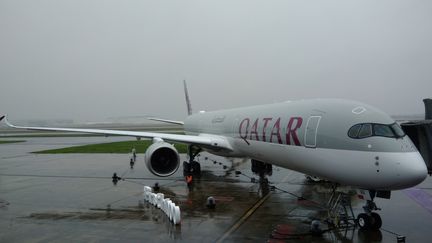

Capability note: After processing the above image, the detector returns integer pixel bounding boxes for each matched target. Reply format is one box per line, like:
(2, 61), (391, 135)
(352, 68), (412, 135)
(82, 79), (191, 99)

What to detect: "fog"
(1, 1), (431, 122)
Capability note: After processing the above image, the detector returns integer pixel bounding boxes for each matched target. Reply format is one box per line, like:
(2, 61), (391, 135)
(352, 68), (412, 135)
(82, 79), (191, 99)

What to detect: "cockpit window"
(358, 124), (372, 138)
(348, 122), (406, 139)
(373, 124), (394, 137)
(391, 123), (406, 138)
(348, 124), (362, 138)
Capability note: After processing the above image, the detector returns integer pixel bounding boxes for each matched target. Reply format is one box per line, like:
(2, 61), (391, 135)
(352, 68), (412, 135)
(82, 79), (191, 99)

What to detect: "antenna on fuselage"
(184, 80), (193, 116)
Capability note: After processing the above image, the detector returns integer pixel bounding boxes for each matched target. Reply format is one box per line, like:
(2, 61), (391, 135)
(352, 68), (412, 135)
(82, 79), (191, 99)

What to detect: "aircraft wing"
(2, 116), (232, 151)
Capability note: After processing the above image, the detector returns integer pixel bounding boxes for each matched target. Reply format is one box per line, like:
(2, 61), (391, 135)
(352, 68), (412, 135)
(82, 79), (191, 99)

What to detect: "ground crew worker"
(130, 157), (135, 169)
(112, 173), (122, 185)
(153, 182), (160, 192)
(132, 147), (136, 162)
(186, 175), (193, 190)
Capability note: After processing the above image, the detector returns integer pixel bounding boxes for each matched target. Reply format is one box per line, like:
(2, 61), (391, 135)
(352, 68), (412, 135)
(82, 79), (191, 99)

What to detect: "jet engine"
(144, 141), (180, 177)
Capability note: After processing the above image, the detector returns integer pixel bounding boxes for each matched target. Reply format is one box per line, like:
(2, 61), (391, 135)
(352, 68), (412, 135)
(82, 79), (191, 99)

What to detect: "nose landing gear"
(356, 191), (382, 230)
(326, 187), (384, 230)
(357, 212), (382, 230)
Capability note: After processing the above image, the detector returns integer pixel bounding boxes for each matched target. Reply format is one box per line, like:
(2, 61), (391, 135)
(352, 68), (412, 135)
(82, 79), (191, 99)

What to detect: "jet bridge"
(401, 99), (432, 175)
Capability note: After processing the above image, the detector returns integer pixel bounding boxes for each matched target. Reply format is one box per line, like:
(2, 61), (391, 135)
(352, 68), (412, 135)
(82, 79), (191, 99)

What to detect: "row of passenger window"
(348, 123), (405, 139)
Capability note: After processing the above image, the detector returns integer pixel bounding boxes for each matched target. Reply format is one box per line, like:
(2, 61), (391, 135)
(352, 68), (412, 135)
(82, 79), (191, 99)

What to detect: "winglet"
(2, 116), (18, 128)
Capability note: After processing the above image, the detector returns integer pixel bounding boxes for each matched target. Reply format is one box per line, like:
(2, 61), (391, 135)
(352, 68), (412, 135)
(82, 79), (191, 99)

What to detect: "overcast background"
(0, 0), (431, 123)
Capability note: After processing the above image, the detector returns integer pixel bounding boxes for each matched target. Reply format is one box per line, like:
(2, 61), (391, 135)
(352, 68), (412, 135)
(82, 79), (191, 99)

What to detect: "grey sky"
(1, 0), (431, 122)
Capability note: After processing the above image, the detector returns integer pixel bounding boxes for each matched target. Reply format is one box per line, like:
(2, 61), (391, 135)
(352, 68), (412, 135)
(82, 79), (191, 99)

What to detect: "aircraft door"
(232, 117), (240, 138)
(304, 116), (321, 148)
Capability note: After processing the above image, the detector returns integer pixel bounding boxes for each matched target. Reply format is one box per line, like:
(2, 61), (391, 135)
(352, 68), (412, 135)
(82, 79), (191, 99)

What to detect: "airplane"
(0, 81), (428, 230)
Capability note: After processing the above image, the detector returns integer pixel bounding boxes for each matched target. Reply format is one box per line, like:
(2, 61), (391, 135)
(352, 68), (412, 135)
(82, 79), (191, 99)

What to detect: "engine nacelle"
(144, 142), (180, 177)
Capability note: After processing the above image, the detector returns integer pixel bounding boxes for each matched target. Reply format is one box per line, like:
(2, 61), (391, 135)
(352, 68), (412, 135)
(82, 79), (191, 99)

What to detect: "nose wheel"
(357, 212), (382, 230)
(357, 191), (382, 230)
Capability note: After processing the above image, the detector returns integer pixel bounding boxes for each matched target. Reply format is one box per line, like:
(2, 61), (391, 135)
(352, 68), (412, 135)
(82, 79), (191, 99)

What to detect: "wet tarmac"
(1, 137), (432, 242)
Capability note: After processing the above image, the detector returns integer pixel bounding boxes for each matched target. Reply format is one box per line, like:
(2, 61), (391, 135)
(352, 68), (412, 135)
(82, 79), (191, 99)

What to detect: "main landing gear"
(251, 159), (272, 184)
(183, 145), (202, 178)
(357, 191), (382, 230)
(250, 159), (273, 196)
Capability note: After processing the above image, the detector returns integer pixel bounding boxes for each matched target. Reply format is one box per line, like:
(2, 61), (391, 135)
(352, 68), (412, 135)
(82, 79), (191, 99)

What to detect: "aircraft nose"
(398, 152), (428, 188)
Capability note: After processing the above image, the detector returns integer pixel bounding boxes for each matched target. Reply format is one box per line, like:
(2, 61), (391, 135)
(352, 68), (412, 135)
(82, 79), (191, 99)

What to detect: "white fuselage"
(3, 98), (427, 191)
(184, 99), (427, 190)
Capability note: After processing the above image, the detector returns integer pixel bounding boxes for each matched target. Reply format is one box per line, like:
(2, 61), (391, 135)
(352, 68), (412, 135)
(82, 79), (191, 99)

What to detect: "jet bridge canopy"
(400, 99), (432, 175)
(401, 121), (432, 175)
(400, 98), (432, 175)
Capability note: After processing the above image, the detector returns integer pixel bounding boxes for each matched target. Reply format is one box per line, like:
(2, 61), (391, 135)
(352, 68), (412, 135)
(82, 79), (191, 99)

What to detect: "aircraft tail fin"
(184, 80), (192, 116)
(0, 115), (5, 122)
(145, 81), (192, 125)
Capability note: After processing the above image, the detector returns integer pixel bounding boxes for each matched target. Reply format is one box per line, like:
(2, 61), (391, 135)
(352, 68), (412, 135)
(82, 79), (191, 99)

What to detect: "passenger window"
(348, 124), (362, 138)
(373, 124), (394, 137)
(358, 124), (372, 138)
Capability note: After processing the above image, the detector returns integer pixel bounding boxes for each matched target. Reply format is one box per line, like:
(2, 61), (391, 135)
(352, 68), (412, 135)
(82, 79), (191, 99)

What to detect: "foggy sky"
(1, 0), (431, 122)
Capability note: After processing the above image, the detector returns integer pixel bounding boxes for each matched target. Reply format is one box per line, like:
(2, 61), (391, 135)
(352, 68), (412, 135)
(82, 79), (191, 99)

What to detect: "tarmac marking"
(404, 188), (432, 215)
(216, 174), (291, 242)
(215, 192), (271, 243)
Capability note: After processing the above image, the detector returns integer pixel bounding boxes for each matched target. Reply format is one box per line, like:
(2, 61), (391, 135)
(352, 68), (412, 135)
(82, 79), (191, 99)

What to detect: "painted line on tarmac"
(216, 174), (292, 242)
(404, 188), (432, 215)
(215, 192), (271, 243)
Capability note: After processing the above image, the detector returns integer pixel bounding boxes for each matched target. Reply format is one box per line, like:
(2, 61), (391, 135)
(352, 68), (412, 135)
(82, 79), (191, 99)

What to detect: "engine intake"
(144, 142), (180, 177)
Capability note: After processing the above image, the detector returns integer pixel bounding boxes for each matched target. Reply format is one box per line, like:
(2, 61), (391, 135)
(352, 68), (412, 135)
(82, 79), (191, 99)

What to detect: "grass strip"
(33, 140), (188, 154)
(0, 140), (26, 144)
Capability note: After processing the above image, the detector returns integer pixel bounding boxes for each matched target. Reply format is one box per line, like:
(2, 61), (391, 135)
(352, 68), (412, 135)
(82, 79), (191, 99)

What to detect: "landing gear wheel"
(370, 212), (382, 230)
(183, 161), (191, 175)
(190, 161), (201, 177)
(357, 213), (370, 230)
(358, 228), (383, 241)
(183, 161), (201, 177)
